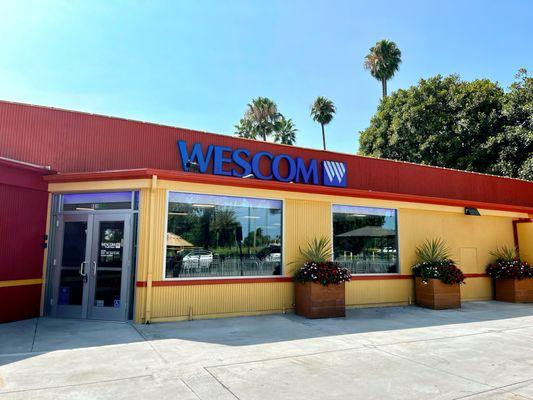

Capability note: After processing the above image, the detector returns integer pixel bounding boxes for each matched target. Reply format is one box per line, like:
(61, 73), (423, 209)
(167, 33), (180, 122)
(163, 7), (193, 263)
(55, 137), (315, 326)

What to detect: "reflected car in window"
(182, 249), (213, 270)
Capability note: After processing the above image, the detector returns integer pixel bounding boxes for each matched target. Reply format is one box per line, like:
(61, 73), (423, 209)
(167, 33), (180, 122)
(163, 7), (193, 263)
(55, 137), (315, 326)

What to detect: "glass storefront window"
(165, 192), (283, 278)
(332, 205), (398, 274)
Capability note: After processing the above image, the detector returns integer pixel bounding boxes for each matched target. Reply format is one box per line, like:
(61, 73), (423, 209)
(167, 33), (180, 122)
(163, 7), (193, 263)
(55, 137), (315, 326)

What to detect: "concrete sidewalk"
(1, 301), (533, 399)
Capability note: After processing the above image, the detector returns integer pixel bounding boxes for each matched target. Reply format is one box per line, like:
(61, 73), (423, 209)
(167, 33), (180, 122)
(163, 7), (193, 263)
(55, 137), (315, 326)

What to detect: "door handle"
(92, 260), (97, 276)
(79, 261), (87, 277)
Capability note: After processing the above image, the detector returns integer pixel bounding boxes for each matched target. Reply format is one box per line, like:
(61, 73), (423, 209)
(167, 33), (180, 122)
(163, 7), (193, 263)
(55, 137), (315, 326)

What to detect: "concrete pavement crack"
(0, 374), (153, 395)
(129, 322), (170, 365)
(452, 376), (533, 399)
(374, 346), (498, 391)
(180, 378), (203, 400)
(29, 318), (39, 353)
(203, 367), (241, 400)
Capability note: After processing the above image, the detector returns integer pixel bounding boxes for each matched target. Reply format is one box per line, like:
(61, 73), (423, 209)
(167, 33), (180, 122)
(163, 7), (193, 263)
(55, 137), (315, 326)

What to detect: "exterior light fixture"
(465, 207), (480, 216)
(242, 173), (255, 179)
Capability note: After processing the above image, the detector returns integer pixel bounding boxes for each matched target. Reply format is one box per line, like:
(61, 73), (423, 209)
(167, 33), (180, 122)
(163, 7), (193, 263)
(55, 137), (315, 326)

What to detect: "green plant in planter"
(486, 245), (533, 280)
(412, 238), (465, 285)
(292, 236), (351, 286)
(297, 236), (332, 263)
(489, 245), (518, 262)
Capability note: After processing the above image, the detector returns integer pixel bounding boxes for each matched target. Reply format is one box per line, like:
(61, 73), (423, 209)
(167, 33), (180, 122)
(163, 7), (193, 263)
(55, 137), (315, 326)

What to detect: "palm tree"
(234, 97), (279, 141)
(310, 96), (336, 150)
(235, 118), (255, 139)
(274, 116), (297, 145)
(364, 40), (402, 98)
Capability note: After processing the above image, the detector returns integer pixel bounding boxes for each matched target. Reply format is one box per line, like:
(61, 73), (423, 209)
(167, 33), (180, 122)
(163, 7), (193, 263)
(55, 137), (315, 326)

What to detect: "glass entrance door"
(50, 213), (132, 321)
(88, 214), (132, 320)
(51, 214), (92, 318)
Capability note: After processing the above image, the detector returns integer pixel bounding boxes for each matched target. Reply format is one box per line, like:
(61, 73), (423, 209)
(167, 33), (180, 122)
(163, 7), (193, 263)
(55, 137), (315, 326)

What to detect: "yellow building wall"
(49, 178), (526, 323)
(517, 222), (533, 265)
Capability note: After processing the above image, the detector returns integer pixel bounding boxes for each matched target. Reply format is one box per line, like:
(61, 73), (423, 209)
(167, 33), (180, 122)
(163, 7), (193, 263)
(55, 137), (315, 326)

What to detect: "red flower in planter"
(412, 260), (465, 285)
(293, 261), (351, 286)
(486, 259), (533, 280)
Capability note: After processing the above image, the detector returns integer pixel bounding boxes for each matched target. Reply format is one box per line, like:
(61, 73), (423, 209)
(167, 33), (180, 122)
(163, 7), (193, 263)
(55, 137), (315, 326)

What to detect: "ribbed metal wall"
(345, 280), (413, 307)
(150, 282), (293, 320)
(0, 161), (49, 322)
(0, 168), (48, 281)
(284, 198), (332, 275)
(1, 100), (532, 208)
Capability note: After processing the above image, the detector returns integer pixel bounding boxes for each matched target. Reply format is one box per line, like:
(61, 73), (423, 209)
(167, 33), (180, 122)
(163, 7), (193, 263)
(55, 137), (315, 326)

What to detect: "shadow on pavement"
(1, 300), (533, 367)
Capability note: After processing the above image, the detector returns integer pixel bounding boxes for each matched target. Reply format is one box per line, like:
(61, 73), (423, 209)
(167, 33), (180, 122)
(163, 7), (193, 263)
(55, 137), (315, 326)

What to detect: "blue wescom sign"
(177, 140), (347, 188)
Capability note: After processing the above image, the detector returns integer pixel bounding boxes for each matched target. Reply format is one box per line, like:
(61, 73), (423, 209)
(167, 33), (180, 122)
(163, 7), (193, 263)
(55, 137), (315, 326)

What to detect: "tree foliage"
(364, 40), (402, 98)
(273, 115), (297, 145)
(359, 70), (533, 181)
(310, 96), (336, 150)
(235, 97), (296, 145)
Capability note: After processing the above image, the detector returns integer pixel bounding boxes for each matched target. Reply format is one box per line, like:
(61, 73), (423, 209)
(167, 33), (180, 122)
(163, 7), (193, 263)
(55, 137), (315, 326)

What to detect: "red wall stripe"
(135, 273), (488, 287)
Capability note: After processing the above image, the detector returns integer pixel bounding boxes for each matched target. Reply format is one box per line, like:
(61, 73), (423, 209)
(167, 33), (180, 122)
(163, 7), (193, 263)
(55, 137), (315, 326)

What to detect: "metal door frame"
(45, 191), (139, 321)
(87, 213), (132, 321)
(50, 214), (93, 319)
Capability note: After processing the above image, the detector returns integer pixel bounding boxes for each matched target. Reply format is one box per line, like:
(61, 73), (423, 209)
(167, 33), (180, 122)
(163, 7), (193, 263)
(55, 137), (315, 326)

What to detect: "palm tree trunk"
(381, 78), (387, 98)
(321, 124), (326, 150)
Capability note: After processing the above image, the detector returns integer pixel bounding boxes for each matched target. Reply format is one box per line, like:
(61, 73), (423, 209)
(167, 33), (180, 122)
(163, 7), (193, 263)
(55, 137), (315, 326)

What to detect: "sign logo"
(177, 140), (347, 188)
(322, 161), (347, 187)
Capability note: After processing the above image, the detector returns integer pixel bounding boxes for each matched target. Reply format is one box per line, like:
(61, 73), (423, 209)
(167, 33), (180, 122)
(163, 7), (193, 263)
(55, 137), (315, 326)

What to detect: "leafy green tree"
(235, 96), (296, 145)
(359, 70), (533, 180)
(274, 116), (297, 145)
(364, 40), (402, 98)
(484, 69), (533, 180)
(310, 96), (336, 150)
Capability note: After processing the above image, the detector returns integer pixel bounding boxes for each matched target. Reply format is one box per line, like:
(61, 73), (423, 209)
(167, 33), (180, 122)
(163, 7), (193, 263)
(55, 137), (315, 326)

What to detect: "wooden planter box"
(295, 282), (345, 318)
(495, 278), (533, 303)
(414, 277), (461, 310)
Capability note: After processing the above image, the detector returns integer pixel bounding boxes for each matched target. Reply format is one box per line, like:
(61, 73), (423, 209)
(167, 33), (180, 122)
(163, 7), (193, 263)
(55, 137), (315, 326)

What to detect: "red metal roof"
(1, 100), (532, 209)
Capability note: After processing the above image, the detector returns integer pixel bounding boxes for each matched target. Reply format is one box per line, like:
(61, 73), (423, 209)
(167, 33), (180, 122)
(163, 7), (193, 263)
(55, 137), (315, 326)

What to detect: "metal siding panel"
(150, 282), (293, 319)
(284, 198), (332, 275)
(0, 284), (42, 322)
(0, 182), (48, 281)
(1, 101), (532, 208)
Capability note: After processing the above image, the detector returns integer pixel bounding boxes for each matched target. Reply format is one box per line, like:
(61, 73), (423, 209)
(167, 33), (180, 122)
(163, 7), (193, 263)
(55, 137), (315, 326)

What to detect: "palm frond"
(415, 238), (453, 263)
(297, 236), (332, 264)
(310, 96), (336, 125)
(489, 245), (518, 262)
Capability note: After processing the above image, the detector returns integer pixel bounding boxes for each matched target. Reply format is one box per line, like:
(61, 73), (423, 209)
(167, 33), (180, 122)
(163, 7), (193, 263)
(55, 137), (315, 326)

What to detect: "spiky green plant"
(297, 236), (332, 264)
(415, 238), (453, 264)
(489, 245), (518, 262)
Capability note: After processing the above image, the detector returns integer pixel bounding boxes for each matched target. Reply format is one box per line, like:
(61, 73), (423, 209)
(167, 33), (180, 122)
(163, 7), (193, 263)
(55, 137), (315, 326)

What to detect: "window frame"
(331, 203), (401, 276)
(163, 190), (285, 281)
(57, 191), (139, 213)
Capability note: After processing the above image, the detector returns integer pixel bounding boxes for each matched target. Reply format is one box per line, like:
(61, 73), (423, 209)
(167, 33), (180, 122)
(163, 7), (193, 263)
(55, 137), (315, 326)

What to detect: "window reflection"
(333, 205), (398, 274)
(165, 193), (282, 278)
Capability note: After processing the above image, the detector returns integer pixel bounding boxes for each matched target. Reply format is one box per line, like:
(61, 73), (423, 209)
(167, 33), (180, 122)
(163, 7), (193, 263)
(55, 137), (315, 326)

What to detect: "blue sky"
(0, 0), (531, 153)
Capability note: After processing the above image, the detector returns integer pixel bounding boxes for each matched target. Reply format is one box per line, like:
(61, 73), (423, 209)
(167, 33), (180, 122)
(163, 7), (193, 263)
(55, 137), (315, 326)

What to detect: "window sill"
(137, 276), (292, 287)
